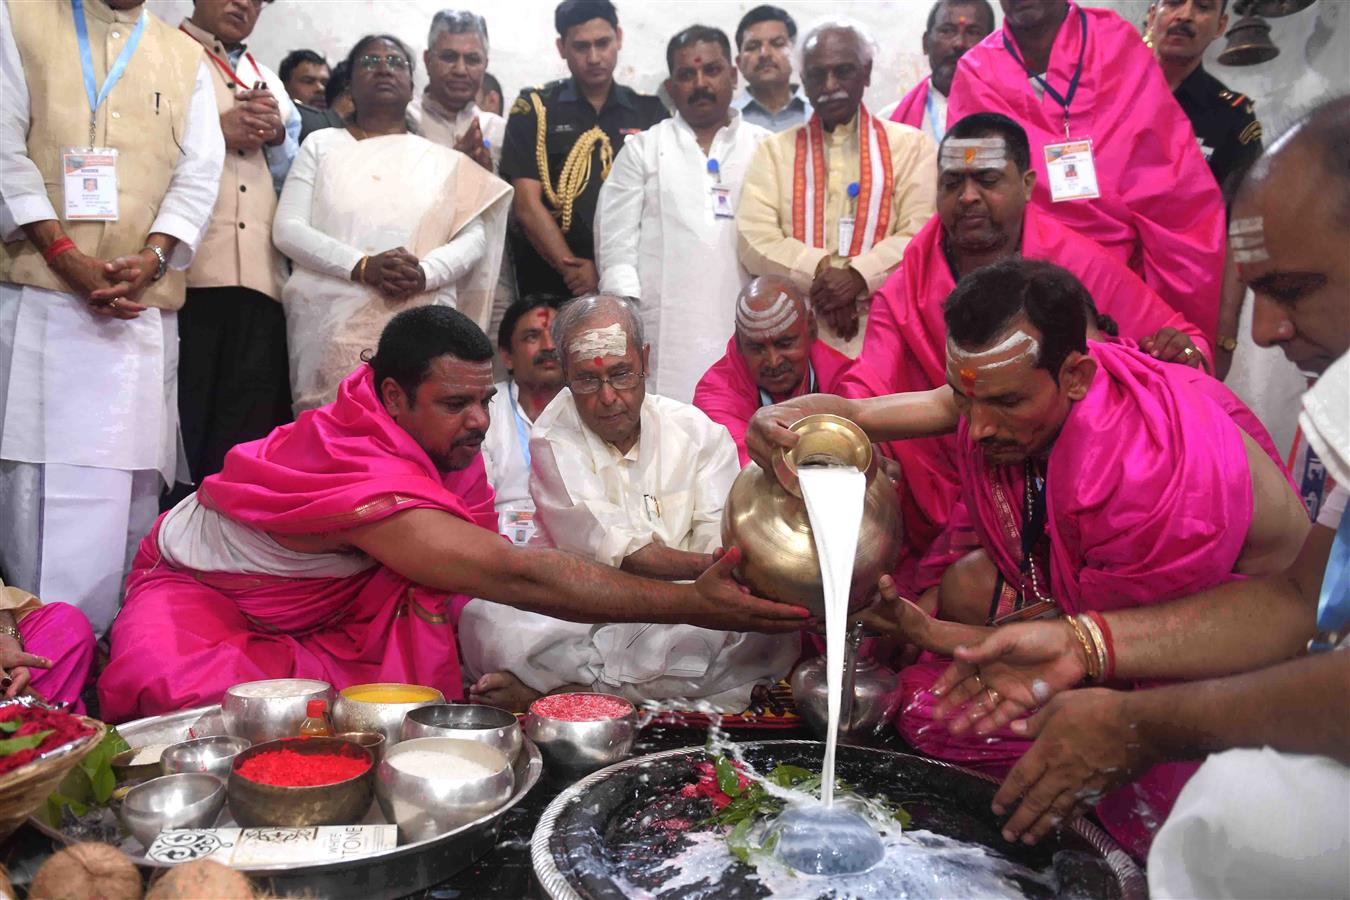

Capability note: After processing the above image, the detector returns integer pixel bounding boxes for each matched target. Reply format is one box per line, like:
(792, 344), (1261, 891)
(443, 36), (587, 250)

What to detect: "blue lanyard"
(923, 84), (942, 144)
(72, 0), (148, 147)
(1310, 509), (1350, 653)
(1002, 6), (1088, 136)
(507, 383), (532, 469)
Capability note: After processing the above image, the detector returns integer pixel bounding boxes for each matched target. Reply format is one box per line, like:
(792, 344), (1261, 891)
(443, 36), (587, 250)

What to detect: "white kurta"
(595, 112), (770, 403)
(480, 378), (537, 545)
(459, 390), (798, 711)
(408, 94), (506, 171)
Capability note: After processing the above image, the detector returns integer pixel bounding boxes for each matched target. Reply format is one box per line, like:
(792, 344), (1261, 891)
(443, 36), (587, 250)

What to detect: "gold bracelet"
(1079, 614), (1109, 683)
(1065, 616), (1099, 682)
(0, 622), (22, 650)
(355, 256), (369, 283)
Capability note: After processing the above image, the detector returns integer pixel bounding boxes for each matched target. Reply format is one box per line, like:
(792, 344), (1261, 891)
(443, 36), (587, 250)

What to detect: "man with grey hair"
(409, 9), (504, 171)
(459, 294), (798, 712)
(738, 19), (936, 357)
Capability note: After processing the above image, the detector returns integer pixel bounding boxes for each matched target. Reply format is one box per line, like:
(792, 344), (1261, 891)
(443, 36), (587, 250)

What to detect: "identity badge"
(837, 216), (856, 256)
(710, 184), (734, 219)
(1043, 139), (1100, 202)
(61, 147), (119, 221)
(501, 507), (536, 547)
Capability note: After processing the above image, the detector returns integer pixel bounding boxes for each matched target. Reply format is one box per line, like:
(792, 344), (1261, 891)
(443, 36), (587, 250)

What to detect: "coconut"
(29, 843), (142, 900)
(145, 860), (253, 899)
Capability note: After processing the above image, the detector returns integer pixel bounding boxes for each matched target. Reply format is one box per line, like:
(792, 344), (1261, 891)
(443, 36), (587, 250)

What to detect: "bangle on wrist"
(1065, 615), (1101, 682)
(41, 236), (76, 266)
(1084, 610), (1116, 681)
(143, 244), (168, 282)
(0, 622), (22, 650)
(355, 256), (370, 283)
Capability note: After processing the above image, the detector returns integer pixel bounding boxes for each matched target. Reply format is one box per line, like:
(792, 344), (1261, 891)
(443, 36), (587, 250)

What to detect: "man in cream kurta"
(737, 22), (936, 357)
(0, 0), (224, 636)
(596, 25), (770, 404)
(460, 295), (797, 712)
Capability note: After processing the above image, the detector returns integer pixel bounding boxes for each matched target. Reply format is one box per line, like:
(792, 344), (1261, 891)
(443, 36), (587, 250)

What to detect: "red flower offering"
(530, 693), (634, 722)
(0, 705), (96, 777)
(235, 748), (370, 787)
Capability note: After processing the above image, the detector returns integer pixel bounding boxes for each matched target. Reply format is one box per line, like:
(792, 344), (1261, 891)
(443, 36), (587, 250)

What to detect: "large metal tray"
(532, 740), (1146, 900)
(30, 704), (542, 899)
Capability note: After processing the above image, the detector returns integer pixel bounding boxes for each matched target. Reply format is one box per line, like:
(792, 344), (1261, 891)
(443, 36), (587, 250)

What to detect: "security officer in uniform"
(500, 0), (666, 299)
(1147, 0), (1263, 193)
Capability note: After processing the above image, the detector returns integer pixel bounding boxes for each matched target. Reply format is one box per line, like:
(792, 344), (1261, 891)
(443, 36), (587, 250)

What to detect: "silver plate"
(532, 740), (1147, 900)
(30, 704), (542, 898)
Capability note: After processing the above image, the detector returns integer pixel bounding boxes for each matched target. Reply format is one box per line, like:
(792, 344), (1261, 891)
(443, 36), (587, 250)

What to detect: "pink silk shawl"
(98, 366), (500, 722)
(946, 3), (1224, 339)
(839, 206), (1212, 561)
(692, 336), (851, 466)
(889, 77), (929, 130)
(898, 340), (1281, 857)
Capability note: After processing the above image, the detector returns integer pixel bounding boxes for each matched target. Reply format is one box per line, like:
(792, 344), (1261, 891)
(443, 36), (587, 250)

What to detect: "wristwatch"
(1217, 335), (1238, 353)
(144, 244), (168, 282)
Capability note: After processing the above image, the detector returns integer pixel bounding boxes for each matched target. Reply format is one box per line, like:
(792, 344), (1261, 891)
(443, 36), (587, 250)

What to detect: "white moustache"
(819, 91), (849, 103)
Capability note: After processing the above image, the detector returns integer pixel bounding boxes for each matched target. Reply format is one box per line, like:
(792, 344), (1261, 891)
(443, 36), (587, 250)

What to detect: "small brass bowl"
(334, 731), (387, 763)
(161, 735), (251, 780)
(226, 736), (375, 828)
(400, 704), (522, 763)
(332, 683), (444, 746)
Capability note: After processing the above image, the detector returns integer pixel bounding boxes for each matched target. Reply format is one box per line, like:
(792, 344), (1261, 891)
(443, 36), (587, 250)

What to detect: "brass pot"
(721, 414), (901, 617)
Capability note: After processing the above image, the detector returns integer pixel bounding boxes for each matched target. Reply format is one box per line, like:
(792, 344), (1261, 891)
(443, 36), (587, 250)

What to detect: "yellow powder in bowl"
(341, 684), (441, 704)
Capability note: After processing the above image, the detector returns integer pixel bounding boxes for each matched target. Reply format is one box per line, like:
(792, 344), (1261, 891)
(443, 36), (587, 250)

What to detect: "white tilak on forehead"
(569, 323), (629, 360)
(947, 329), (1041, 371)
(736, 290), (799, 339)
(940, 137), (1008, 174)
(1229, 216), (1270, 264)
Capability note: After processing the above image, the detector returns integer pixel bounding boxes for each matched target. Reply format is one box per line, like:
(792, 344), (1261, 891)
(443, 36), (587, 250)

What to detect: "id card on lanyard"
(1004, 8), (1100, 203)
(707, 158), (735, 219)
(65, 0), (146, 222)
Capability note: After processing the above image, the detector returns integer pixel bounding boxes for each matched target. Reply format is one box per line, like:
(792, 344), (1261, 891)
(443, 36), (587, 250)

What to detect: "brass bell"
(1218, 15), (1280, 66)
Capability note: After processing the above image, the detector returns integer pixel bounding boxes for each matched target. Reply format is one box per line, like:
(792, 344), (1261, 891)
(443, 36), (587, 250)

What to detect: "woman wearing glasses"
(273, 34), (511, 412)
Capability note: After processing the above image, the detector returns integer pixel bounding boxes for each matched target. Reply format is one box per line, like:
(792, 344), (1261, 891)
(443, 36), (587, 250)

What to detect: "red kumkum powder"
(235, 748), (370, 786)
(530, 693), (633, 722)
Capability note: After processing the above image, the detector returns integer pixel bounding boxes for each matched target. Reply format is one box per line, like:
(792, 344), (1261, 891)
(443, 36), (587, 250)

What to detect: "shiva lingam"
(721, 414), (903, 737)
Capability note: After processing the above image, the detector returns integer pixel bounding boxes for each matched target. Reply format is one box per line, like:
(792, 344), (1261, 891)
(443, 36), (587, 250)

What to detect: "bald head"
(1232, 95), (1350, 375)
(735, 277), (817, 397)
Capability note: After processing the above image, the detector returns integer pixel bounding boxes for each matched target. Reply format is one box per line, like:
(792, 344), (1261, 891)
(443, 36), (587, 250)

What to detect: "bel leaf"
(714, 756), (744, 797)
(0, 718), (21, 734)
(0, 729), (53, 755)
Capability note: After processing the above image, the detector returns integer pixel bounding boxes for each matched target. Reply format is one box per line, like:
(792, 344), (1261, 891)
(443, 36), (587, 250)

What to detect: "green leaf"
(0, 718), (21, 733)
(726, 817), (754, 864)
(0, 729), (52, 755)
(767, 764), (815, 788)
(714, 756), (744, 797)
(893, 803), (913, 829)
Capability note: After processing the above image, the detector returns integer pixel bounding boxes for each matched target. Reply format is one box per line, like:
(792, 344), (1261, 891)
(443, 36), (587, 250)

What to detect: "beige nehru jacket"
(0, 0), (202, 310)
(178, 19), (284, 300)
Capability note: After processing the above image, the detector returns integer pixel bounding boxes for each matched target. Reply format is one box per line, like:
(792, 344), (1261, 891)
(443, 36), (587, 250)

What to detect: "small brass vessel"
(721, 415), (902, 617)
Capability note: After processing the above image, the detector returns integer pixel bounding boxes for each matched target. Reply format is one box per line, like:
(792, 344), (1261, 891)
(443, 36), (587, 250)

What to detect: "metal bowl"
(332, 683), (444, 746)
(334, 730), (387, 763)
(400, 704), (522, 763)
(523, 694), (637, 778)
(160, 735), (251, 780)
(376, 737), (514, 843)
(221, 678), (332, 744)
(119, 773), (225, 848)
(226, 736), (375, 828)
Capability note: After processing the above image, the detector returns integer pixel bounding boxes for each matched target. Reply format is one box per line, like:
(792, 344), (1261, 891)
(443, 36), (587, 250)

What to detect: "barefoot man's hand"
(692, 546), (808, 633)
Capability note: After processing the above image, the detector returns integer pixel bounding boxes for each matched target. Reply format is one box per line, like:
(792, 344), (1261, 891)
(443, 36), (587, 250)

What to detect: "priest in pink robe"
(694, 276), (850, 466)
(98, 306), (807, 722)
(946, 0), (1225, 339)
(883, 260), (1304, 857)
(887, 0), (994, 141)
(840, 112), (1210, 558)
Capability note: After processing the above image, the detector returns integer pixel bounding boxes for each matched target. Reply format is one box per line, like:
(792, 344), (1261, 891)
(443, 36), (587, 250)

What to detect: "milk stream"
(797, 464), (866, 807)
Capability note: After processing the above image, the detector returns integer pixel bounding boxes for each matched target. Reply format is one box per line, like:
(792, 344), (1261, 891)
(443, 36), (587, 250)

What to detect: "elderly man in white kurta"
(460, 295), (797, 712)
(0, 0), (224, 636)
(408, 10), (505, 173)
(595, 26), (770, 404)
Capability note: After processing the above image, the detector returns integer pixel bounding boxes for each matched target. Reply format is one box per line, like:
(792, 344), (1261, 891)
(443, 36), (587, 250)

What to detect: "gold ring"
(986, 686), (1000, 707)
(1182, 347), (1195, 358)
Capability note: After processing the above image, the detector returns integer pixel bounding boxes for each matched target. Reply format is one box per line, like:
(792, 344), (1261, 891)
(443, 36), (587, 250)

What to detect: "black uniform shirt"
(500, 77), (667, 297)
(1174, 64), (1263, 194)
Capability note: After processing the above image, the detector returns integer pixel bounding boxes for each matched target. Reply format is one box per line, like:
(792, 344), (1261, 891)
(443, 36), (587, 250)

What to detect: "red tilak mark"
(693, 56), (703, 65)
(592, 356), (604, 368)
(960, 368), (977, 389)
(958, 15), (968, 25)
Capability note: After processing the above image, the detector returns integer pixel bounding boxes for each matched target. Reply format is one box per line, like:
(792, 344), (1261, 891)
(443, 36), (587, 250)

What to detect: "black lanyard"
(1002, 6), (1088, 137)
(1020, 460), (1048, 576)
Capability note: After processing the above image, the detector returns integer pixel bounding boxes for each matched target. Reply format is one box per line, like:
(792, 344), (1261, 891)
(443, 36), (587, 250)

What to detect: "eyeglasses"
(357, 54), (410, 72)
(569, 370), (645, 395)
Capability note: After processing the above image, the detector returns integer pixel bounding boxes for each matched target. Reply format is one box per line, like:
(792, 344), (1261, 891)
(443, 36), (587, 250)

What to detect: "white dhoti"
(1148, 746), (1350, 899)
(0, 284), (180, 635)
